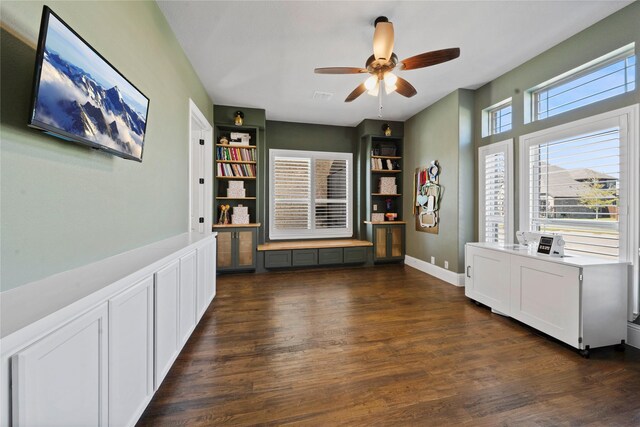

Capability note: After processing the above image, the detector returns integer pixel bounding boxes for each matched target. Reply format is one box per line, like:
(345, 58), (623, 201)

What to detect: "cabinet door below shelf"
(109, 276), (154, 427)
(374, 225), (388, 259)
(216, 230), (233, 270)
(11, 303), (109, 427)
(236, 229), (256, 269)
(465, 245), (510, 314)
(510, 255), (580, 347)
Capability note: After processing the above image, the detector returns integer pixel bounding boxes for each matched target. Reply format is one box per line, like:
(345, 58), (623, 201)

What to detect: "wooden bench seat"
(257, 239), (372, 251)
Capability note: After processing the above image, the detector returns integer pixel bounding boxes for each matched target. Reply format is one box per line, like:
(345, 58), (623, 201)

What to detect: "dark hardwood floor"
(137, 264), (640, 426)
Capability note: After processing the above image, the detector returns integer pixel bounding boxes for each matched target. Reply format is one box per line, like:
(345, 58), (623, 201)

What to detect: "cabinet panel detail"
(319, 248), (343, 265)
(217, 231), (233, 269)
(292, 249), (318, 266)
(344, 247), (367, 264)
(390, 226), (403, 257)
(375, 227), (387, 259)
(237, 230), (255, 267)
(265, 250), (292, 268)
(179, 251), (197, 345)
(109, 277), (154, 427)
(11, 303), (109, 427)
(154, 260), (180, 388)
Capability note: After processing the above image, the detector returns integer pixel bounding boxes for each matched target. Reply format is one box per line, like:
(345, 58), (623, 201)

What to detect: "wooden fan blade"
(345, 83), (367, 102)
(400, 48), (460, 71)
(395, 77), (417, 98)
(314, 67), (368, 74)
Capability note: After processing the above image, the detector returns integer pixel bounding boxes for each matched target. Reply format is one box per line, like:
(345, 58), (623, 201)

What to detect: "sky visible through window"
(536, 54), (635, 121)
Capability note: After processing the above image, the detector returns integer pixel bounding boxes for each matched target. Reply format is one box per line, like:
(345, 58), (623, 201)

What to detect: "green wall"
(474, 1), (640, 240)
(1, 1), (213, 291)
(403, 90), (474, 273)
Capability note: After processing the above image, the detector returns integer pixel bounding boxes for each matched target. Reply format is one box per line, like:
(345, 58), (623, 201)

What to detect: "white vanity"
(465, 242), (628, 356)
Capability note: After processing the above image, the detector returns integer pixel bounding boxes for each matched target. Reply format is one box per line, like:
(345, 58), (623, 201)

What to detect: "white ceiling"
(157, 1), (632, 127)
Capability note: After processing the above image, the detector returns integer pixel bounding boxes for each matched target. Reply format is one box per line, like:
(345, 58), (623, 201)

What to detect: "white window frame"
(525, 43), (635, 123)
(478, 139), (514, 244)
(269, 149), (353, 240)
(482, 98), (512, 137)
(519, 105), (639, 320)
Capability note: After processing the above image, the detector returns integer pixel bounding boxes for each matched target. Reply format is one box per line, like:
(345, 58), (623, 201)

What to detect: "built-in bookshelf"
(214, 124), (259, 225)
(369, 137), (403, 219)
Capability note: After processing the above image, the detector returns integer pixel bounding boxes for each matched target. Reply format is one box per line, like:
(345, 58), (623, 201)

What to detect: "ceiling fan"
(314, 16), (460, 103)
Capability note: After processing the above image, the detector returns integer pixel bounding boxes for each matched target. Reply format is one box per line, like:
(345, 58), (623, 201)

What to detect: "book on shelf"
(217, 146), (256, 162)
(216, 161), (256, 177)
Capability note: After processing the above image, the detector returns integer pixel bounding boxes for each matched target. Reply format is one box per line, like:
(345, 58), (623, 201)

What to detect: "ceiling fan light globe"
(364, 75), (378, 91)
(384, 83), (397, 95)
(384, 72), (398, 86)
(367, 81), (380, 96)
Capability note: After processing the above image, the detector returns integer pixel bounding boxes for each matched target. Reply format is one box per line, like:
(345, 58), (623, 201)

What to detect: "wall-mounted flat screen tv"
(28, 6), (149, 162)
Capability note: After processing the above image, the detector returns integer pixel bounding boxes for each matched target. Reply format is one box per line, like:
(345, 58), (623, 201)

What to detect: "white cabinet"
(196, 237), (216, 320)
(154, 259), (180, 388)
(179, 251), (197, 344)
(464, 242), (628, 353)
(1, 233), (217, 427)
(108, 276), (154, 427)
(11, 303), (109, 427)
(509, 255), (580, 347)
(465, 245), (510, 314)
(154, 250), (201, 389)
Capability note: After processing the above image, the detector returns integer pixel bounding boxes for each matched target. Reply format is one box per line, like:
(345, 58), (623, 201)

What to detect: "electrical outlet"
(431, 256), (435, 264)
(444, 261), (449, 269)
(373, 204), (378, 211)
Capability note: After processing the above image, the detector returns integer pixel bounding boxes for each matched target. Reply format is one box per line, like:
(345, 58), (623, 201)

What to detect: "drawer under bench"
(258, 239), (372, 269)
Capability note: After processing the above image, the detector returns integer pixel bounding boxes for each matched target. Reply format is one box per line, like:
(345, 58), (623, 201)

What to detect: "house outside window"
(519, 106), (637, 262)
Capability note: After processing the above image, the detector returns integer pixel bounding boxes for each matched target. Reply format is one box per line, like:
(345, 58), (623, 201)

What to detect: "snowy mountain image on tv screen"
(33, 13), (148, 160)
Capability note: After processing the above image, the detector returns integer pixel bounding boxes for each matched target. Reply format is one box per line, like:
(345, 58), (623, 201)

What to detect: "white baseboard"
(405, 255), (465, 287)
(628, 323), (640, 349)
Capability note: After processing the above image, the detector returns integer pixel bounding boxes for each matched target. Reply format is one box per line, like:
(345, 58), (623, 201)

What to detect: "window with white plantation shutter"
(520, 107), (637, 261)
(272, 157), (311, 231)
(478, 140), (513, 244)
(315, 159), (348, 229)
(269, 149), (352, 239)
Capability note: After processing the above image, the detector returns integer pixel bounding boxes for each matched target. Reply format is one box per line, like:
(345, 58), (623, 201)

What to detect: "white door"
(510, 255), (580, 347)
(179, 251), (198, 345)
(154, 259), (180, 388)
(465, 245), (511, 314)
(189, 100), (213, 234)
(109, 276), (154, 427)
(191, 128), (206, 233)
(11, 303), (109, 427)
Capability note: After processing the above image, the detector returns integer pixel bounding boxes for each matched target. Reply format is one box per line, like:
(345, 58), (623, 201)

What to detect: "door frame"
(188, 99), (213, 234)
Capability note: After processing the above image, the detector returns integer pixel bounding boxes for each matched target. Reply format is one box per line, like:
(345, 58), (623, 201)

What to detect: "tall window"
(482, 99), (512, 137)
(478, 140), (513, 244)
(529, 44), (635, 121)
(520, 107), (637, 260)
(269, 149), (352, 239)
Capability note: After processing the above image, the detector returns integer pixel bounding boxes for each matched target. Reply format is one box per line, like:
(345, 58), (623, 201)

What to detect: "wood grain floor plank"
(137, 264), (640, 426)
